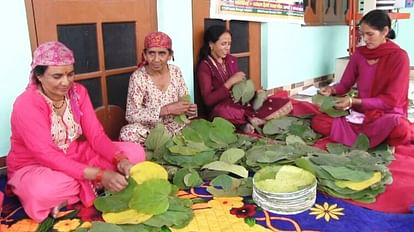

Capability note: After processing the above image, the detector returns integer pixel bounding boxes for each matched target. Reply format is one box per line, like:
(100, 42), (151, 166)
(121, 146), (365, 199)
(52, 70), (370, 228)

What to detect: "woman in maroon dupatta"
(312, 10), (414, 213)
(197, 25), (292, 132)
(312, 9), (411, 148)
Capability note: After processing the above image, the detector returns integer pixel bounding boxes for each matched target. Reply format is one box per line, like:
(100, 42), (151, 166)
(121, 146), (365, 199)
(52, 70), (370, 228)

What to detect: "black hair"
(198, 25), (231, 64)
(360, 9), (396, 39)
(33, 65), (48, 84)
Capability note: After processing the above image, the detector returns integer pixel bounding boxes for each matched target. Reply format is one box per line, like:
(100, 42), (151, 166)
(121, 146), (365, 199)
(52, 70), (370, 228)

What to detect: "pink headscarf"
(29, 41), (82, 123)
(29, 41), (75, 84)
(138, 31), (173, 68)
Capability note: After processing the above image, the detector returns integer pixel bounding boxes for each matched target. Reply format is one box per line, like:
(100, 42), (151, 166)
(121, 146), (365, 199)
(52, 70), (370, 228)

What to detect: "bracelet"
(112, 152), (128, 166)
(95, 169), (105, 183)
(344, 97), (353, 110)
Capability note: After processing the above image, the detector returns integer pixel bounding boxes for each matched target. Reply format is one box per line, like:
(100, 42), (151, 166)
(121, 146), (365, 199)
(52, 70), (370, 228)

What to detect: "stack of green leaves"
(262, 116), (321, 144)
(295, 135), (394, 203)
(244, 133), (394, 203)
(174, 95), (192, 124)
(253, 165), (316, 193)
(93, 162), (193, 231)
(231, 79), (255, 105)
(312, 94), (349, 117)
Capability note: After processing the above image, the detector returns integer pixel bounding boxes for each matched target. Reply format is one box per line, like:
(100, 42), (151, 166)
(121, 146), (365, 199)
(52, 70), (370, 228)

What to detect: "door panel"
(26, 0), (157, 140)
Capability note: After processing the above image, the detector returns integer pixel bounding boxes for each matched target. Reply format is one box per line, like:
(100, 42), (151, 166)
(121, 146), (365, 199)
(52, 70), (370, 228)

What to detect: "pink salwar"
(8, 142), (144, 222)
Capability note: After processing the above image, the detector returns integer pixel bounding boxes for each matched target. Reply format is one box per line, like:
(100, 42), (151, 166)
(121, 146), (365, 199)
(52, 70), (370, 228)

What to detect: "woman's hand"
(186, 104), (198, 119)
(117, 159), (133, 178)
(334, 96), (353, 111)
(319, 86), (335, 96)
(164, 101), (190, 116)
(224, 71), (246, 89)
(100, 170), (129, 192)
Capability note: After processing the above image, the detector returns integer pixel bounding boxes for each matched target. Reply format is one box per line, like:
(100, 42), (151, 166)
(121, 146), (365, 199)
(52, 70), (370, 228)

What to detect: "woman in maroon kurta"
(197, 25), (292, 132)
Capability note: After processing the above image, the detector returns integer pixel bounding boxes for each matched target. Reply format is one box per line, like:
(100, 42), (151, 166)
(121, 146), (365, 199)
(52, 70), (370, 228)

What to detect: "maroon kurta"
(197, 55), (290, 125)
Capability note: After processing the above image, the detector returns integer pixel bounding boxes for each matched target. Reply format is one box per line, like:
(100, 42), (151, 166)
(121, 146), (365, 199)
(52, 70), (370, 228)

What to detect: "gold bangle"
(348, 97), (353, 107)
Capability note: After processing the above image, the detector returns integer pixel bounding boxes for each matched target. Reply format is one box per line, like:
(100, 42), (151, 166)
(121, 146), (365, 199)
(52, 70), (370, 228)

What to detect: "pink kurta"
(7, 83), (146, 222)
(119, 64), (189, 143)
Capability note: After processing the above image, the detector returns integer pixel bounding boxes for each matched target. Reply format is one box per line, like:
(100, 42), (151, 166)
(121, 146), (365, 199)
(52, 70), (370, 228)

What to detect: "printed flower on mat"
(309, 202), (344, 222)
(230, 204), (257, 218)
(80, 221), (92, 229)
(53, 218), (81, 232)
(208, 197), (244, 211)
(0, 219), (39, 232)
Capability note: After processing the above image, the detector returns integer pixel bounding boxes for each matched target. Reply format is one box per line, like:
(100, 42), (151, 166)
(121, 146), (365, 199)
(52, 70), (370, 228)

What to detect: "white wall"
(261, 23), (349, 89)
(0, 1), (32, 155)
(157, 0), (195, 101)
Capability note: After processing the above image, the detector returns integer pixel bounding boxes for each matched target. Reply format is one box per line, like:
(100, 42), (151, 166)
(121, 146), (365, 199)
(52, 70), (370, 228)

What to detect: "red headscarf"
(138, 31), (172, 67)
(357, 40), (410, 115)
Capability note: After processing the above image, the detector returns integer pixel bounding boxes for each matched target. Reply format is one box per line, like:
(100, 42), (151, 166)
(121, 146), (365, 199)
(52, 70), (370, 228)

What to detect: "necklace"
(53, 96), (66, 110)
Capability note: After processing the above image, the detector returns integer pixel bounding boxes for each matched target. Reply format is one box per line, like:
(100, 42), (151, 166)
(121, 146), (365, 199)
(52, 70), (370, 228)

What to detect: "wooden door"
(192, 0), (261, 117)
(25, 0), (157, 140)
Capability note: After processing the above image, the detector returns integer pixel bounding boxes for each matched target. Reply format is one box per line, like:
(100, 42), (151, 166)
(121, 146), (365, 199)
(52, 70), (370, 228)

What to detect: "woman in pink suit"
(6, 41), (146, 222)
(312, 9), (411, 148)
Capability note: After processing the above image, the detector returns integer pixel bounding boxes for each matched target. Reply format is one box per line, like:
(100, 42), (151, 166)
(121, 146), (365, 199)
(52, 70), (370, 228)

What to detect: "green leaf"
(129, 179), (172, 215)
(145, 123), (171, 151)
(252, 91), (268, 111)
(352, 133), (370, 151)
(211, 117), (236, 132)
(144, 197), (193, 229)
(285, 134), (306, 145)
(327, 143), (351, 154)
(210, 174), (234, 191)
(89, 222), (124, 232)
(245, 217), (256, 227)
(94, 178), (137, 213)
(163, 150), (216, 168)
(36, 216), (55, 232)
(220, 148), (245, 164)
(173, 168), (192, 189)
(183, 170), (203, 187)
(241, 79), (256, 105)
(202, 161), (249, 178)
(174, 114), (190, 124)
(320, 166), (374, 181)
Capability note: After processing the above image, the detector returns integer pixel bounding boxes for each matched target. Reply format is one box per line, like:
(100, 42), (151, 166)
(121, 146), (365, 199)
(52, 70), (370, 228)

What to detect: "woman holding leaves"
(197, 25), (292, 133)
(7, 41), (145, 222)
(311, 10), (411, 148)
(120, 32), (197, 144)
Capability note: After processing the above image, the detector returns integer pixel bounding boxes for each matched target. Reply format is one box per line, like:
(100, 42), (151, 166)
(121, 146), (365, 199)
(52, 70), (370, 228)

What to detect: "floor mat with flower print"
(1, 175), (414, 232)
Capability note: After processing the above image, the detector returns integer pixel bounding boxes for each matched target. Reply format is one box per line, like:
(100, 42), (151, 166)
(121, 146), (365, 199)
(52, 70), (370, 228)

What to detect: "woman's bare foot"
(51, 200), (68, 218)
(249, 117), (266, 127)
(240, 123), (255, 134)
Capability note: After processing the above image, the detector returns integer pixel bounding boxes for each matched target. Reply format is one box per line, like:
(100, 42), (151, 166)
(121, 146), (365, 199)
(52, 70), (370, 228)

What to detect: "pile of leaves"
(231, 79), (269, 111)
(245, 134), (394, 203)
(312, 94), (349, 117)
(145, 116), (394, 203)
(92, 162), (193, 231)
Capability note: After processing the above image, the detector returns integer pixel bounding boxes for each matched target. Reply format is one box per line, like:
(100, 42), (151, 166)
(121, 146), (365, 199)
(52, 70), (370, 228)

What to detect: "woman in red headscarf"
(119, 32), (196, 143)
(7, 41), (146, 222)
(311, 10), (414, 213)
